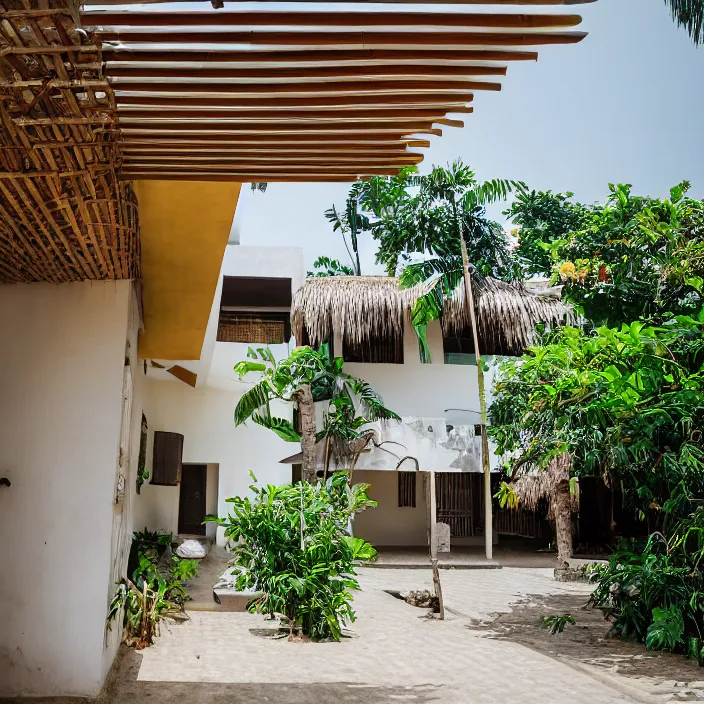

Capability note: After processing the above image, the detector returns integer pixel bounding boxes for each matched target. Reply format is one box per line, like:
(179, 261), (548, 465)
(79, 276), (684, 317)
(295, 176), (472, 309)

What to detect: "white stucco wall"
(354, 470), (429, 546)
(0, 281), (133, 697)
(133, 376), (294, 543)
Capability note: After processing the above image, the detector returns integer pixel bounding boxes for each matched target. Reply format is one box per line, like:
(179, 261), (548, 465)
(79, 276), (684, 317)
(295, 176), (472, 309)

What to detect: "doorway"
(178, 464), (207, 535)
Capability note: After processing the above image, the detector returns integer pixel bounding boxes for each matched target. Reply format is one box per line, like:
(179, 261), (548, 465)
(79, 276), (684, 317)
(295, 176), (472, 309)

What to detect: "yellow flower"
(559, 261), (576, 281)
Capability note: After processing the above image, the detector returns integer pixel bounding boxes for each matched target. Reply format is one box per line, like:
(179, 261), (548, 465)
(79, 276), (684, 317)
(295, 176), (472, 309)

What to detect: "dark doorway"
(178, 464), (207, 535)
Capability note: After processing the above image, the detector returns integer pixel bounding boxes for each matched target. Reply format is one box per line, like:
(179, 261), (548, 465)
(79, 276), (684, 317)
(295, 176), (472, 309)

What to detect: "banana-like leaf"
(233, 360), (267, 377)
(234, 380), (272, 426)
(252, 413), (301, 442)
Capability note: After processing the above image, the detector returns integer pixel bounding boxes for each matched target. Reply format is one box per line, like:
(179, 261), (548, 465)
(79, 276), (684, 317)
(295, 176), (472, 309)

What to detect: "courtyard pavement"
(130, 567), (638, 704)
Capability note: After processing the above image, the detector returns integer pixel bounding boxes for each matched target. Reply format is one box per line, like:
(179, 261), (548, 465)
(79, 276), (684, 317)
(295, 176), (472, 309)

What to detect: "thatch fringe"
(512, 471), (579, 514)
(291, 275), (577, 356)
(292, 276), (415, 348)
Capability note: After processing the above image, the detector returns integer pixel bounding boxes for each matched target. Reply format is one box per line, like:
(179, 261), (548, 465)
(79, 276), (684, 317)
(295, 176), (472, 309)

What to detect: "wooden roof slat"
(110, 80), (491, 94)
(116, 93), (475, 108)
(81, 10), (582, 30)
(123, 153), (424, 163)
(116, 107), (471, 120)
(117, 134), (431, 145)
(122, 173), (369, 182)
(125, 150), (423, 164)
(123, 161), (407, 171)
(105, 65), (507, 80)
(102, 48), (538, 63)
(93, 29), (588, 47)
(121, 147), (422, 156)
(84, 1), (596, 6)
(117, 122), (445, 135)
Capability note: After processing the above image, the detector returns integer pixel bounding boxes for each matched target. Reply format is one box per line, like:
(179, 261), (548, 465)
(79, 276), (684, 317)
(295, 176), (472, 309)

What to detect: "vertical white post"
(429, 470), (445, 619)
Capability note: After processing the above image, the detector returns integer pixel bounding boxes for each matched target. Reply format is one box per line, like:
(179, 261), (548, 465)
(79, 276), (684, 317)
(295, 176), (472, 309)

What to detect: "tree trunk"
(298, 384), (317, 483)
(460, 236), (493, 560)
(550, 453), (573, 569)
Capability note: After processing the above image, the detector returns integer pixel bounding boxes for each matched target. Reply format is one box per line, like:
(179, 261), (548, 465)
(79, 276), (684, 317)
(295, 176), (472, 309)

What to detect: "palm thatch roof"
(291, 275), (577, 356)
(512, 467), (579, 514)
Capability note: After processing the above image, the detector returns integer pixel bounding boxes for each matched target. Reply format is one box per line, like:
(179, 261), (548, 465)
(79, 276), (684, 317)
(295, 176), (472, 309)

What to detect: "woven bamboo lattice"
(0, 0), (139, 283)
(216, 313), (285, 344)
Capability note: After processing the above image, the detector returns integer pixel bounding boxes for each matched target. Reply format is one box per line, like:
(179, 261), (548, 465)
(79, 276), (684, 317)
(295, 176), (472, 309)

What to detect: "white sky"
(231, 0), (704, 275)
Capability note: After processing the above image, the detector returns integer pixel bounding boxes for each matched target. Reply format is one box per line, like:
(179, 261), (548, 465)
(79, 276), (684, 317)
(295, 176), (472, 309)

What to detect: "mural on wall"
(358, 417), (482, 473)
(280, 416), (483, 473)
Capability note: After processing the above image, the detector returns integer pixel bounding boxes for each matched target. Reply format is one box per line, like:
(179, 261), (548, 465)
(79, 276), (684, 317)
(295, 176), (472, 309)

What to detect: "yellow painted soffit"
(135, 180), (241, 360)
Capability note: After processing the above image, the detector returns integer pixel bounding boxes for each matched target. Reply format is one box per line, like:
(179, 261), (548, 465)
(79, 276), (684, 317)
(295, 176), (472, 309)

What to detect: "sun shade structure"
(75, 0), (591, 182)
(291, 275), (578, 357)
(0, 2), (139, 283)
(0, 0), (593, 283)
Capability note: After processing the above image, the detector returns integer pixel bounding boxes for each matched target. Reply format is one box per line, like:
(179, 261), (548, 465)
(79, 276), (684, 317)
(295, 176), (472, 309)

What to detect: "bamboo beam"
(110, 80), (490, 95)
(0, 79), (110, 89)
(93, 29), (588, 47)
(0, 45), (99, 56)
(105, 65), (507, 80)
(116, 94), (475, 109)
(116, 107), (471, 120)
(82, 10), (582, 29)
(102, 48), (538, 64)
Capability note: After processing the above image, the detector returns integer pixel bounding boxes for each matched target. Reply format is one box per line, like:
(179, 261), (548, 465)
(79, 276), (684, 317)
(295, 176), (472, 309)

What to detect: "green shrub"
(107, 530), (197, 648)
(209, 472), (378, 641)
(591, 508), (704, 653)
(541, 614), (576, 635)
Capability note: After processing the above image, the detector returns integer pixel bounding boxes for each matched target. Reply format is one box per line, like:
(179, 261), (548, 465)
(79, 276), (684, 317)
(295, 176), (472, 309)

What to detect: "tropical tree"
(664, 0), (704, 44)
(323, 185), (373, 276)
(509, 182), (704, 327)
(233, 345), (399, 483)
(505, 189), (591, 278)
(307, 256), (354, 278)
(355, 161), (525, 558)
(490, 315), (704, 565)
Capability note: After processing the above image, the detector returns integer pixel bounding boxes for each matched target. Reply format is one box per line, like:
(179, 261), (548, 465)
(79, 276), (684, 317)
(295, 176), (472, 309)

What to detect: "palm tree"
(324, 185), (371, 276)
(362, 161), (524, 559)
(664, 0), (703, 44)
(233, 345), (399, 483)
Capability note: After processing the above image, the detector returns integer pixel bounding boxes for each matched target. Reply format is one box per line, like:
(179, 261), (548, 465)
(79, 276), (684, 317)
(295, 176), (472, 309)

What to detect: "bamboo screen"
(0, 1), (140, 283)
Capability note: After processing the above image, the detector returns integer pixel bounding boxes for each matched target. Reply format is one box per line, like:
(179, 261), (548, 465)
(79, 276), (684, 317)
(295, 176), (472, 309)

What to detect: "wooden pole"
(428, 470), (445, 620)
(460, 237), (493, 561)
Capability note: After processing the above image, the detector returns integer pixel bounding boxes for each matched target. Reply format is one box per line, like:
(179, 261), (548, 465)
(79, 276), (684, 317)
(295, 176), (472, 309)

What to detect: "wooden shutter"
(151, 431), (184, 486)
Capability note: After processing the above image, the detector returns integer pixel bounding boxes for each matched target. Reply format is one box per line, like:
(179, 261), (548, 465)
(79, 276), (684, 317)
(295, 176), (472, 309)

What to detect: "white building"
(133, 244), (573, 553)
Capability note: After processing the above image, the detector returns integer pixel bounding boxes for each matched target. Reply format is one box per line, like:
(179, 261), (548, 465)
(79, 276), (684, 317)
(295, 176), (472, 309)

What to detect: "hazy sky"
(234, 0), (704, 274)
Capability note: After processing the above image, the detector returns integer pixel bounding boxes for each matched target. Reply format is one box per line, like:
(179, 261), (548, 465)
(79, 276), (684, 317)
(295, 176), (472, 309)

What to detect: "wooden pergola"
(0, 0), (592, 282)
(80, 2), (589, 182)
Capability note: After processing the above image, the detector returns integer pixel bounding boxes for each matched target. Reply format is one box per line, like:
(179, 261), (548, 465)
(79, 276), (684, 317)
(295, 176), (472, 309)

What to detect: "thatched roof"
(512, 472), (579, 515)
(291, 275), (577, 356)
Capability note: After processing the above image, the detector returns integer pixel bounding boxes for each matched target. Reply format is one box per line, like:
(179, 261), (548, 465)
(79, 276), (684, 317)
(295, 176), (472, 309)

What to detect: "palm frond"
(664, 0), (704, 43)
(462, 179), (526, 211)
(234, 380), (272, 426)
